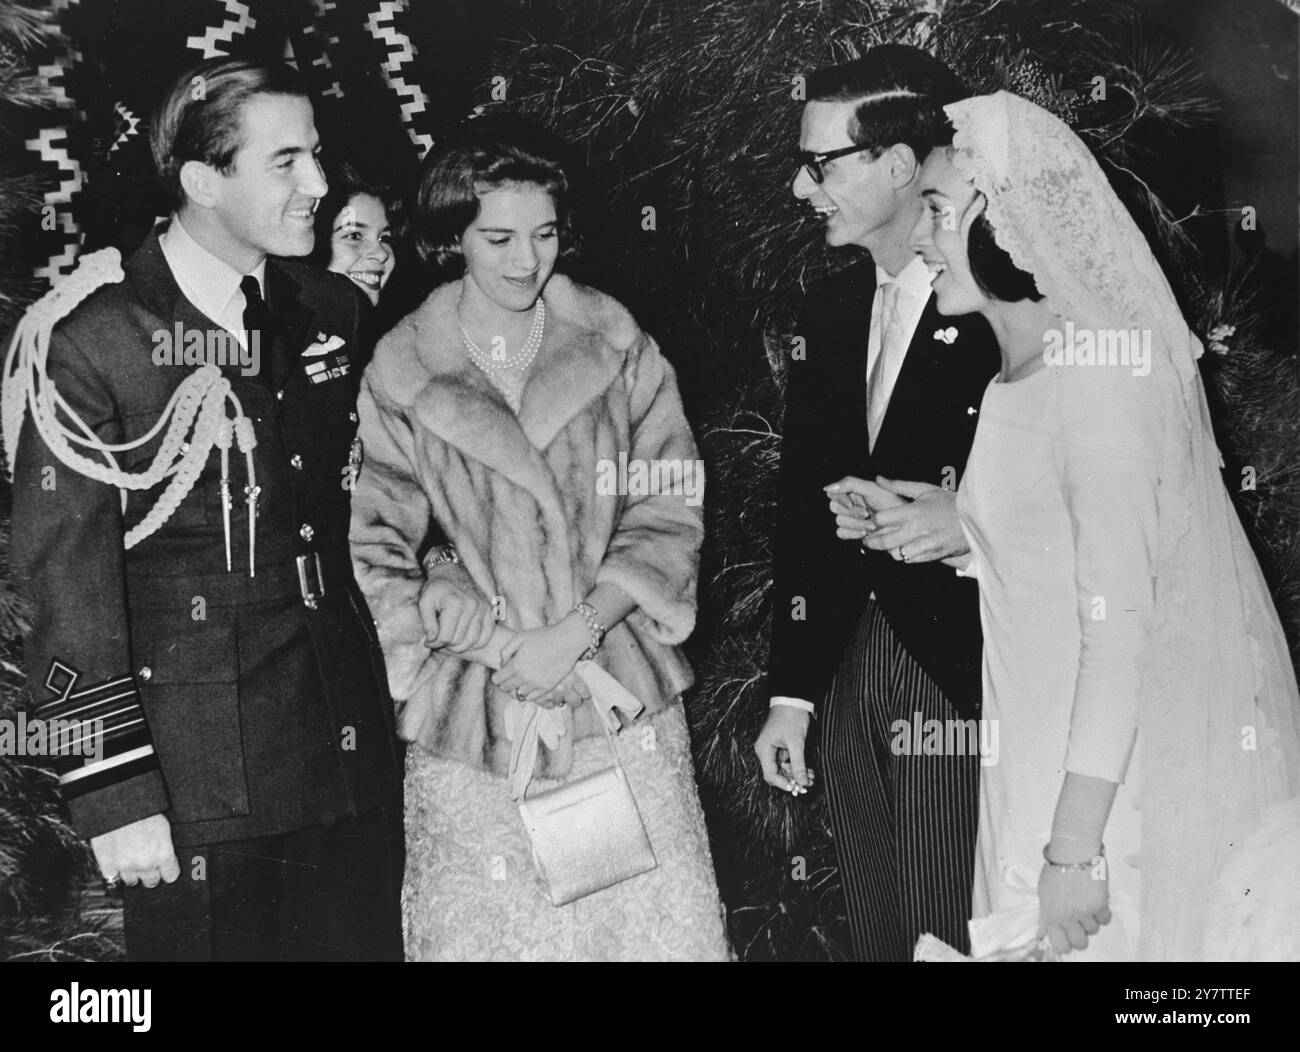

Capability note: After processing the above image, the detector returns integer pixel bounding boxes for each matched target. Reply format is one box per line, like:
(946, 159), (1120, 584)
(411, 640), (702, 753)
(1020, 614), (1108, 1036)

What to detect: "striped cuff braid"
(33, 660), (160, 802)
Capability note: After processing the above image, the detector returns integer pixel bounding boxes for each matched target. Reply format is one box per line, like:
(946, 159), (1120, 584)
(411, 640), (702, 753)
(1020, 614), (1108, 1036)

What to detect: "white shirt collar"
(874, 254), (934, 304)
(159, 213), (267, 326)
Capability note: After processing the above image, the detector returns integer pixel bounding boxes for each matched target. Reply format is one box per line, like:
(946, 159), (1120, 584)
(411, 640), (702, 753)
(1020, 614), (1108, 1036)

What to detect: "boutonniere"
(1206, 323), (1235, 355)
(303, 332), (346, 357)
(933, 326), (958, 345)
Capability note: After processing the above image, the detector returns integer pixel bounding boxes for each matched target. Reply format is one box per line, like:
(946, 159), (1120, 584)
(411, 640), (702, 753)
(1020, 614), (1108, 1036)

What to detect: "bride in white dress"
(904, 91), (1300, 961)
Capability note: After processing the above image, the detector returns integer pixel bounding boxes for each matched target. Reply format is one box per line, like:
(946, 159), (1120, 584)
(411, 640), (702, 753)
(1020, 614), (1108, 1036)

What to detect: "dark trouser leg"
(123, 802), (404, 962)
(122, 860), (215, 962)
(123, 838), (281, 961)
(274, 800), (404, 961)
(821, 600), (979, 961)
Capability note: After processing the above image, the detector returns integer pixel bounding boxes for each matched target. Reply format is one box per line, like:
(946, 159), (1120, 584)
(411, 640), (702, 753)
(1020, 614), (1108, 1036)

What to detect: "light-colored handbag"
(508, 662), (658, 906)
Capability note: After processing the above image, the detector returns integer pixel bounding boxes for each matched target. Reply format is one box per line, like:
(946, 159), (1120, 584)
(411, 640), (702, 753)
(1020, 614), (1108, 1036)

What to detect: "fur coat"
(350, 274), (703, 778)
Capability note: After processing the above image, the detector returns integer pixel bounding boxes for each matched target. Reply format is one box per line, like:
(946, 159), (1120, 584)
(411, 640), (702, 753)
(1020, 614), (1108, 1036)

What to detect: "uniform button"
(276, 390), (284, 401)
(290, 454), (304, 470)
(300, 523), (315, 542)
(138, 666), (152, 682)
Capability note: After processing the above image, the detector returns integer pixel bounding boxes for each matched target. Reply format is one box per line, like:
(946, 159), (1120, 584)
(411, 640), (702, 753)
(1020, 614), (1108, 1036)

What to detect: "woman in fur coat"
(349, 116), (731, 961)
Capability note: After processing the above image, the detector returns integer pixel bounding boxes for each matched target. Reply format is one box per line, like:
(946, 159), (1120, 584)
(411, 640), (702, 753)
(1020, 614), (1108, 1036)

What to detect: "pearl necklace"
(459, 297), (546, 377)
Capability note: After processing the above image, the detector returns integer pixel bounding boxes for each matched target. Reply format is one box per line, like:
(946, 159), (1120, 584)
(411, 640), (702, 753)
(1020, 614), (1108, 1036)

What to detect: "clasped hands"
(825, 475), (968, 566)
(418, 569), (590, 709)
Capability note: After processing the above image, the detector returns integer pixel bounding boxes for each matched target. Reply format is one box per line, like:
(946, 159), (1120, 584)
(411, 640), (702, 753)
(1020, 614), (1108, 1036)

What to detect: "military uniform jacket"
(11, 228), (402, 847)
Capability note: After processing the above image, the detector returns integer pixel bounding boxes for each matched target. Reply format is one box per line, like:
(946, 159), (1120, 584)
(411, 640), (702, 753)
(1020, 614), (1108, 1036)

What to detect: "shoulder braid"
(2, 247), (260, 558)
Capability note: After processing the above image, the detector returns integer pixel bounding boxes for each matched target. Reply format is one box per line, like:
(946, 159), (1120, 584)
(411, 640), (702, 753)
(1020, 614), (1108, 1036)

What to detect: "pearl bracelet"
(571, 601), (606, 661)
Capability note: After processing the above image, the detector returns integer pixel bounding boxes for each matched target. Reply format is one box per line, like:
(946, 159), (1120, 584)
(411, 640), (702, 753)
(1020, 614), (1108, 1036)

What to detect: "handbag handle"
(434, 623), (646, 799)
(507, 661), (644, 801)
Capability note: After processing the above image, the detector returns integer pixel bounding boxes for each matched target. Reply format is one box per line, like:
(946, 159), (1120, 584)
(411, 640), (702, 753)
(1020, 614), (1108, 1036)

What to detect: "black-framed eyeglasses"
(794, 143), (877, 184)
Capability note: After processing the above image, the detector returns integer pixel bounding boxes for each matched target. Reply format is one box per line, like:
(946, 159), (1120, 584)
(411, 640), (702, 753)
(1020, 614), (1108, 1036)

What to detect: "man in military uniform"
(9, 58), (406, 960)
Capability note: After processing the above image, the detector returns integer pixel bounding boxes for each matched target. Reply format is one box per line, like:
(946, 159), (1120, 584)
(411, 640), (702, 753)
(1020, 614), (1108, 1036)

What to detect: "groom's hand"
(755, 705), (812, 793)
(824, 476), (907, 541)
(858, 477), (969, 563)
(91, 813), (180, 890)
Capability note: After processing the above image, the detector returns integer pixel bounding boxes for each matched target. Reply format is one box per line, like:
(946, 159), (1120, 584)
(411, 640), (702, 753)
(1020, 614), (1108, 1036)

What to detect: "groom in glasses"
(754, 45), (999, 960)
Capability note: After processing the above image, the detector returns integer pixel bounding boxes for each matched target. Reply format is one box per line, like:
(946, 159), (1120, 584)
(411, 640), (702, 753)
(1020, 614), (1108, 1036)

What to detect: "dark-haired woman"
(312, 165), (400, 310)
(891, 92), (1300, 961)
(348, 117), (730, 960)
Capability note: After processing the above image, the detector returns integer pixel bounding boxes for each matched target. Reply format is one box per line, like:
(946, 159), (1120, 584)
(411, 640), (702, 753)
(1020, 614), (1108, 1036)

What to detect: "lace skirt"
(402, 703), (733, 961)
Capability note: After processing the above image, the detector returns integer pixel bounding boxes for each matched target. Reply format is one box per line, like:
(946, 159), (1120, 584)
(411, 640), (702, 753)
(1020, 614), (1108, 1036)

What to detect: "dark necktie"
(240, 274), (276, 388)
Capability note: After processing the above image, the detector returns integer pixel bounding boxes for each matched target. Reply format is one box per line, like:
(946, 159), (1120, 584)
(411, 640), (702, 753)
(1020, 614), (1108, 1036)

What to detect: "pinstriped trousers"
(821, 599), (979, 961)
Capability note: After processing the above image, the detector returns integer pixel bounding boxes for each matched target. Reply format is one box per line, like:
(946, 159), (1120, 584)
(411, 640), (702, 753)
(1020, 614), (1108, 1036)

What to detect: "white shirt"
(771, 254), (935, 718)
(158, 214), (266, 350)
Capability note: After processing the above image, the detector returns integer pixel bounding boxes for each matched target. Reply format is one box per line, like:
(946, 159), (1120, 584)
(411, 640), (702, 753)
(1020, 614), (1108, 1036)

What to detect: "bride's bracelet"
(1042, 843), (1105, 872)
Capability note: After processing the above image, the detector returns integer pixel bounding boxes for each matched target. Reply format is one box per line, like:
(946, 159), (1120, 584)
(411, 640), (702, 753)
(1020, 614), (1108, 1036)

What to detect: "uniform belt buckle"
(296, 551), (325, 610)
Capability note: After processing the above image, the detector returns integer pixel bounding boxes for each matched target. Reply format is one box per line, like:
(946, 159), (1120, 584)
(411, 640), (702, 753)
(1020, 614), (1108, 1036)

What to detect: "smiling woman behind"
(311, 163), (403, 309)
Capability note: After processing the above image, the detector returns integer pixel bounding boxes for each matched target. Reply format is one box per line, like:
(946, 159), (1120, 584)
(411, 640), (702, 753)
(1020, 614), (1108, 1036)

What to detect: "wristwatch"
(423, 544), (461, 572)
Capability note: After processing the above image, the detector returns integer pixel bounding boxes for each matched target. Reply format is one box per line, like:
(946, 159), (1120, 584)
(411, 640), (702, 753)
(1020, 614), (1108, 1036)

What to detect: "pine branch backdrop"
(0, 3), (124, 960)
(1, 0), (1296, 961)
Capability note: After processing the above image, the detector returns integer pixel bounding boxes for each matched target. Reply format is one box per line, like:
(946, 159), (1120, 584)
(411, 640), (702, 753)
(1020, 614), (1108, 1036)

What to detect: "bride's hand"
(824, 476), (907, 541)
(1037, 851), (1112, 955)
(491, 617), (589, 703)
(860, 478), (969, 563)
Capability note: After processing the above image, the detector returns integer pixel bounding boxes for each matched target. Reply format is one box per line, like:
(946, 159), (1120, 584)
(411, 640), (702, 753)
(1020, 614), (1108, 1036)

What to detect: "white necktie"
(867, 280), (905, 452)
